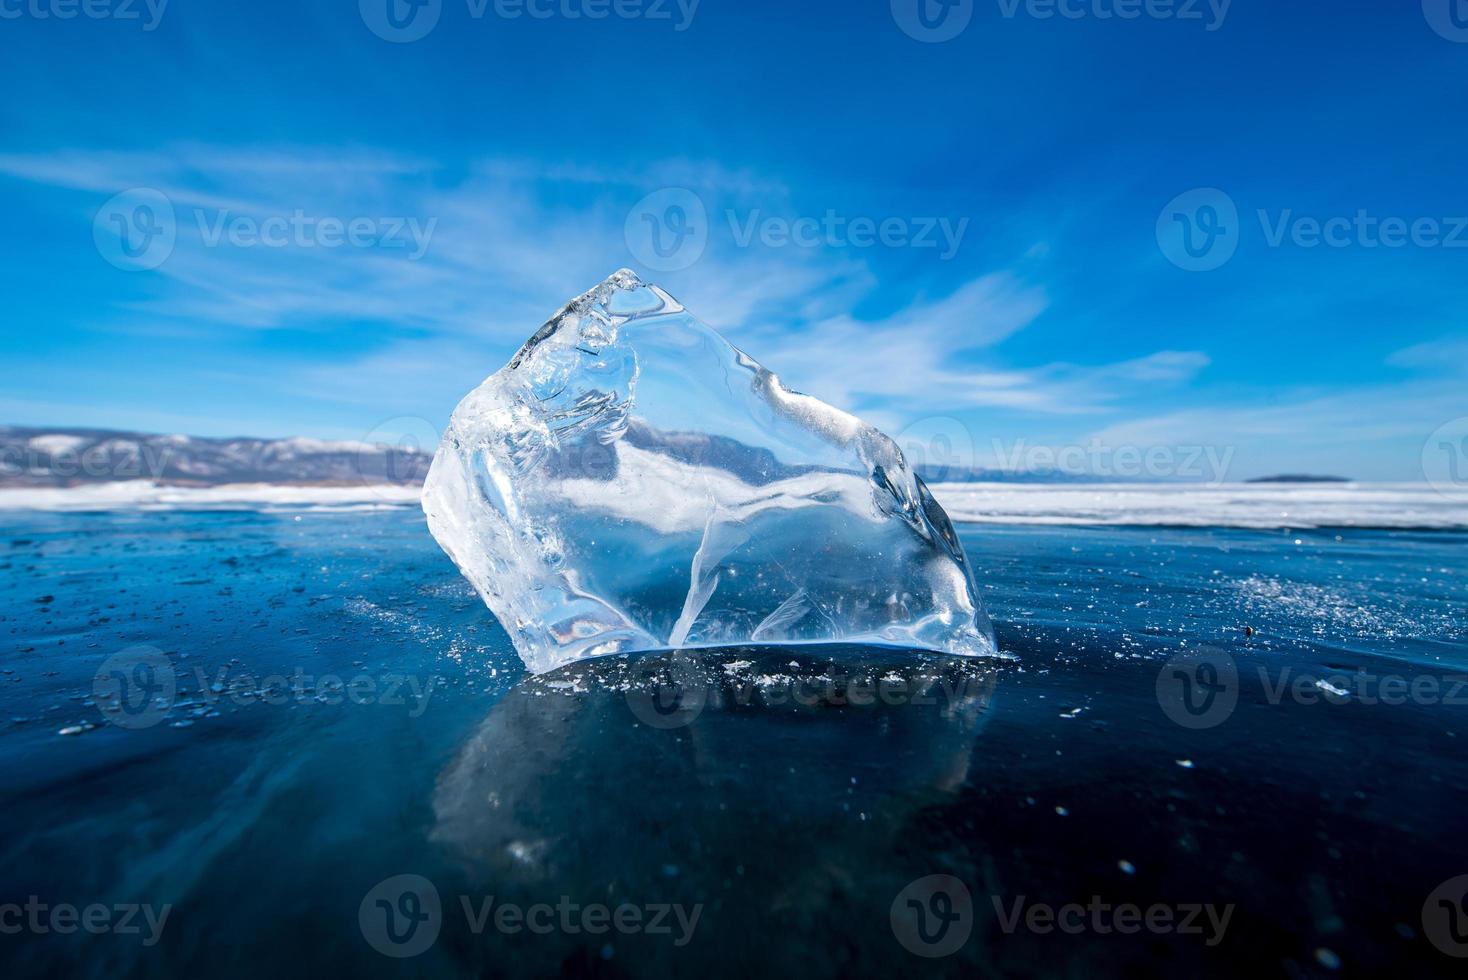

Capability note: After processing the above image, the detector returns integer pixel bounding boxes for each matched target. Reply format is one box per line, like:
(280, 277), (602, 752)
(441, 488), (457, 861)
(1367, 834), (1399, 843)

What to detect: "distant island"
(1245, 475), (1352, 484)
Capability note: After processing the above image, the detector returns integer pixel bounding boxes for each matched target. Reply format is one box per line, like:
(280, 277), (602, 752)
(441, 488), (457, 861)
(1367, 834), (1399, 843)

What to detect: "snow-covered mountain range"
(0, 426), (432, 487)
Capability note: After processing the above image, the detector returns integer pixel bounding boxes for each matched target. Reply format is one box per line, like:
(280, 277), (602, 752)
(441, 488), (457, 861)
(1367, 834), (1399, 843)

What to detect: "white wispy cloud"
(1081, 380), (1464, 479)
(19, 143), (1435, 473)
(743, 275), (1208, 416)
(1387, 336), (1468, 375)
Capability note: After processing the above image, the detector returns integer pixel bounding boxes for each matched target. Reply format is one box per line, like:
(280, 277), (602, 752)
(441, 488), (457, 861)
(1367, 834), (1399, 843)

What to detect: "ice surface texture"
(422, 270), (995, 673)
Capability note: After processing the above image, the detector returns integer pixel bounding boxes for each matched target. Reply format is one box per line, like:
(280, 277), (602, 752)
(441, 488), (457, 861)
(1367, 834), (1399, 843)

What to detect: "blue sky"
(0, 0), (1464, 480)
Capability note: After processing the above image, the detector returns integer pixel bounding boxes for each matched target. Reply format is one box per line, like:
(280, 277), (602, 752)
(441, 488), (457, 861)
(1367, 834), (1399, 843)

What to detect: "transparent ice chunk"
(422, 270), (996, 673)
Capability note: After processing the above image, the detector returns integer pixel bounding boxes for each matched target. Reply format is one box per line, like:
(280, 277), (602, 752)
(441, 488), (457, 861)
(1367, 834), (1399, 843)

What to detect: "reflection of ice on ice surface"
(428, 647), (1000, 973)
(422, 270), (994, 673)
(431, 647), (999, 874)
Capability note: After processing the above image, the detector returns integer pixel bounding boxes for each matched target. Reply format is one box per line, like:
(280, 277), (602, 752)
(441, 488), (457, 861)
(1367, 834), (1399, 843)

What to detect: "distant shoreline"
(2, 479), (1462, 531)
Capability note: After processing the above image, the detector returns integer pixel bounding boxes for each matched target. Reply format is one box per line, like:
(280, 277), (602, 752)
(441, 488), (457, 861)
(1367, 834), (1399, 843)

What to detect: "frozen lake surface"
(0, 509), (1464, 977)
